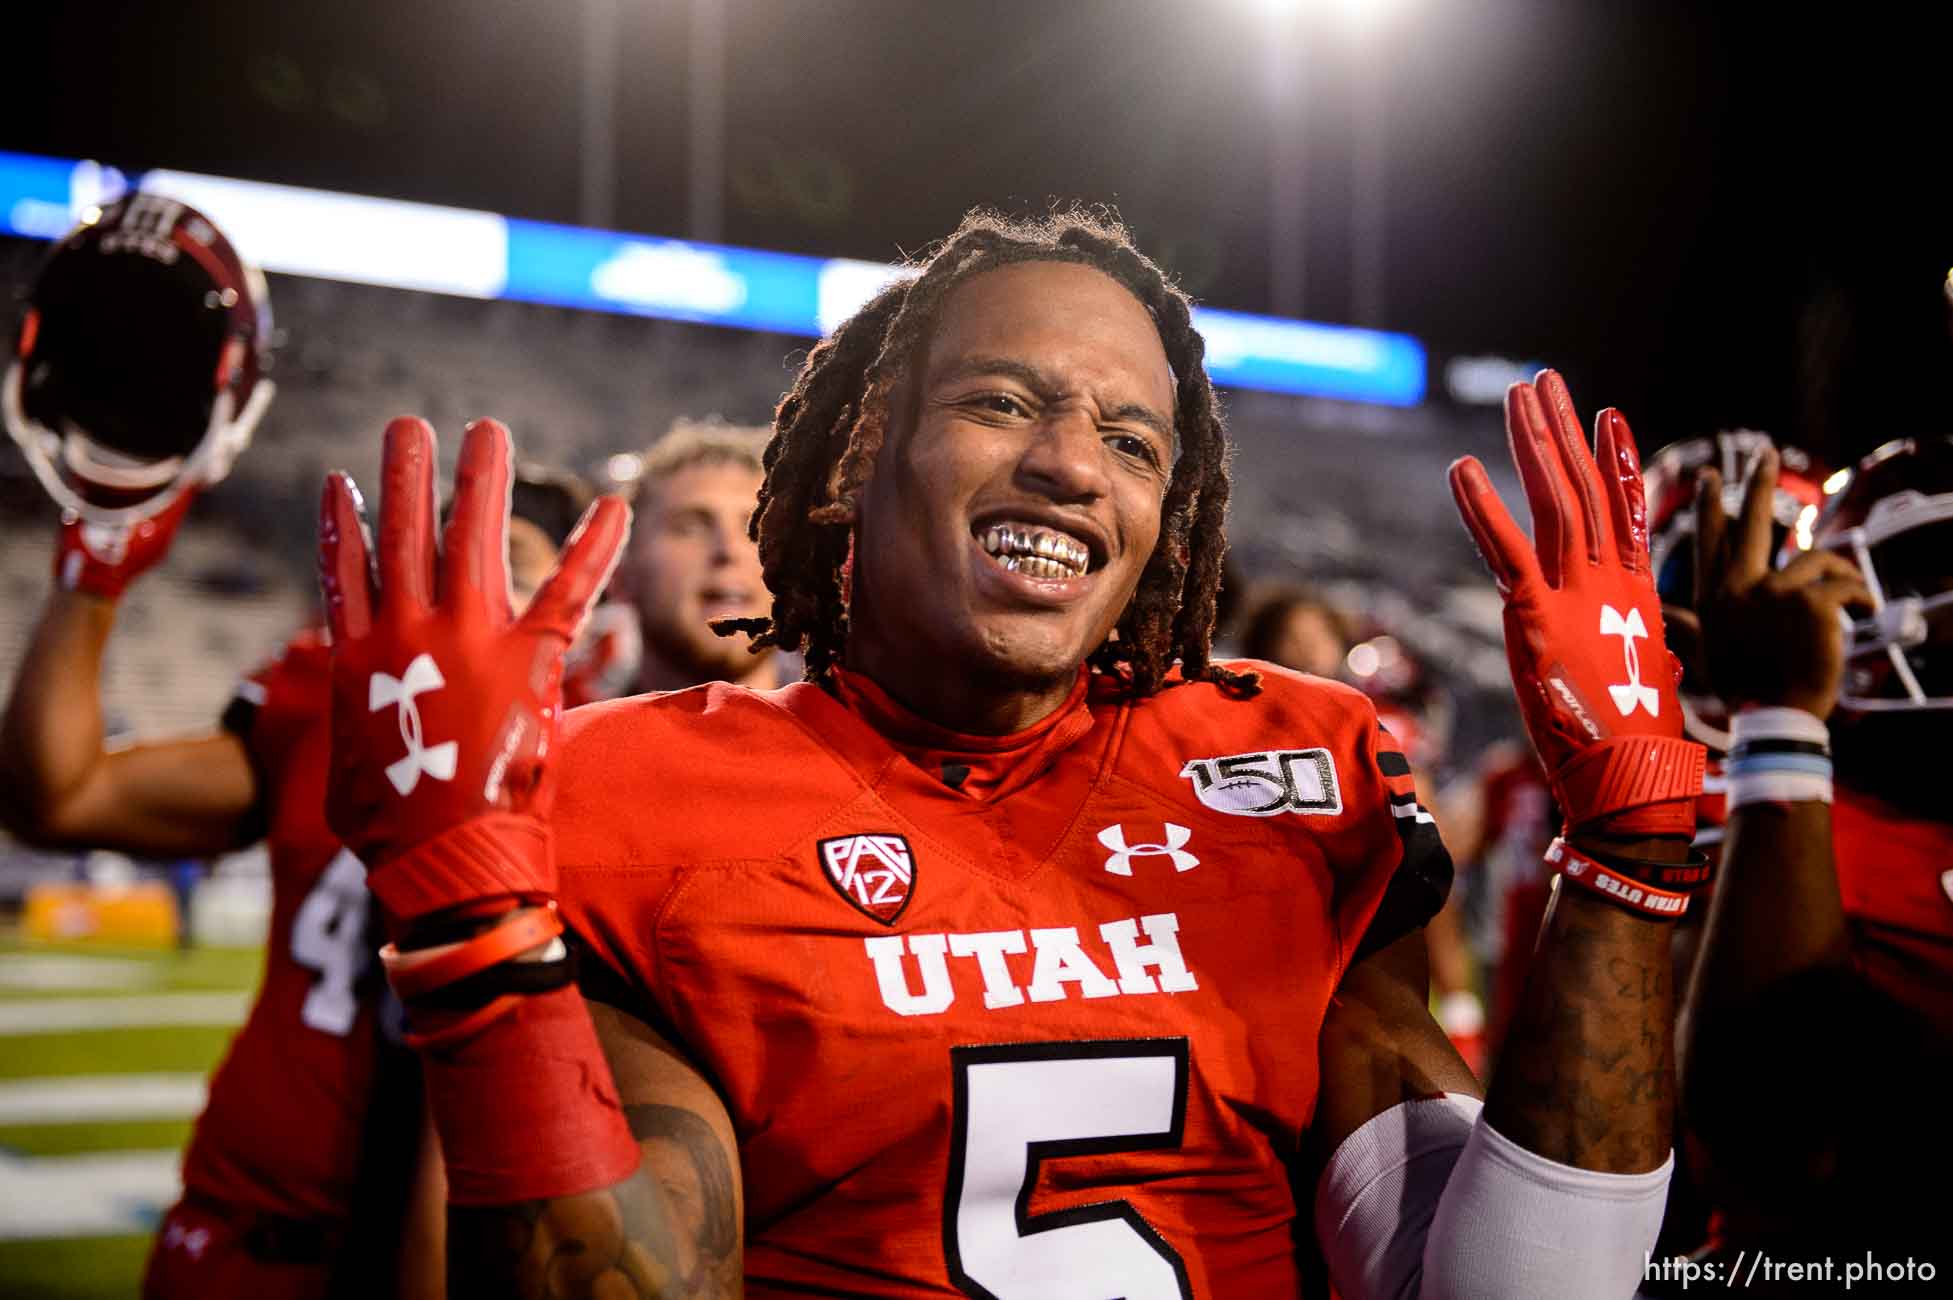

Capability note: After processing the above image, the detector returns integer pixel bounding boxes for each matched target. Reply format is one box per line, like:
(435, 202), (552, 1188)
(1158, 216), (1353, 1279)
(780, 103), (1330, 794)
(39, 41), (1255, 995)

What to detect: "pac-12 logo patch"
(819, 833), (916, 926)
(1179, 749), (1341, 817)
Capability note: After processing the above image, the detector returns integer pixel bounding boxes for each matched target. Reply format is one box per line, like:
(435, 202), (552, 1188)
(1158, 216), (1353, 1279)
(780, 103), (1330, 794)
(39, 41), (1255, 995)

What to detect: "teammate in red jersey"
(1677, 434), (1953, 1285)
(0, 467), (588, 1300)
(320, 210), (1699, 1298)
(0, 196), (602, 1296)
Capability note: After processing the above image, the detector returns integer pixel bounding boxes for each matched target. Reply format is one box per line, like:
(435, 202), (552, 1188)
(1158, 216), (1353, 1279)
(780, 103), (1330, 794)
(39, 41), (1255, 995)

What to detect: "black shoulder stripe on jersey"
(1350, 816), (1453, 967)
(1375, 750), (1412, 778)
(217, 694), (272, 845)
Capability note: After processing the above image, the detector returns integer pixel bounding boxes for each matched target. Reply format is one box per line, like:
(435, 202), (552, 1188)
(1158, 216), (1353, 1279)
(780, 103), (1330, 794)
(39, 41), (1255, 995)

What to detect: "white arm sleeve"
(1314, 1093), (1672, 1300)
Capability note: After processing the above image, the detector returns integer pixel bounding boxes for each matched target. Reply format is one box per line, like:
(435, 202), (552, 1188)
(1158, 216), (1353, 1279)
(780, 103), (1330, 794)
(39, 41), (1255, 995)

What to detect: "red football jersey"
(555, 660), (1450, 1297)
(179, 630), (406, 1222)
(1834, 785), (1953, 1032)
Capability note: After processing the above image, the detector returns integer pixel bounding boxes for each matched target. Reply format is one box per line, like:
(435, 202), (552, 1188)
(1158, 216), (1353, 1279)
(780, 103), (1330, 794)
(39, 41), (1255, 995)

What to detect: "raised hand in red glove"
(54, 488), (196, 600)
(319, 416), (629, 932)
(1449, 370), (1704, 838)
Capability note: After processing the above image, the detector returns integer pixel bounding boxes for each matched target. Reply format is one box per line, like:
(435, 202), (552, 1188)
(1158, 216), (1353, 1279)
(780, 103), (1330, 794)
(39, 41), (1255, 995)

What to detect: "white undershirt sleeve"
(1315, 1092), (1672, 1300)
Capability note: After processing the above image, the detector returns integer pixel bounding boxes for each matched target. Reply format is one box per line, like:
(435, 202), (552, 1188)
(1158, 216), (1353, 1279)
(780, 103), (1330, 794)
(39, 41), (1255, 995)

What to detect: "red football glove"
(1449, 371), (1704, 837)
(319, 416), (629, 929)
(53, 488), (195, 600)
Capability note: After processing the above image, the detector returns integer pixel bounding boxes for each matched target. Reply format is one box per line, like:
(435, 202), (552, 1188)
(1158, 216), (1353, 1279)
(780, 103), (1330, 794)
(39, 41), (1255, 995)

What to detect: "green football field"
(0, 933), (262, 1300)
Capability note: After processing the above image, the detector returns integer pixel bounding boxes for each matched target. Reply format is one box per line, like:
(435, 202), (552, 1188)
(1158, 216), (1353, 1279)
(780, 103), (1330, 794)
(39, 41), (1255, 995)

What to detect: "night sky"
(9, 0), (1950, 469)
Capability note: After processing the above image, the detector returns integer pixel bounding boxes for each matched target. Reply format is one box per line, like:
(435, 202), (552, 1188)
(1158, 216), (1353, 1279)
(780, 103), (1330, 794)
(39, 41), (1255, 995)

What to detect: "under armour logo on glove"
(1600, 604), (1660, 717)
(370, 653), (458, 795)
(1098, 823), (1199, 876)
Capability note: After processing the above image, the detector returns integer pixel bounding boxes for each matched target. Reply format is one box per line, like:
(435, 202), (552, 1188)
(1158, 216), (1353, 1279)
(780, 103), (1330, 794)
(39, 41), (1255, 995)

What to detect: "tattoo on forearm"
(1486, 894), (1676, 1172)
(447, 1106), (741, 1298)
(627, 1103), (739, 1268)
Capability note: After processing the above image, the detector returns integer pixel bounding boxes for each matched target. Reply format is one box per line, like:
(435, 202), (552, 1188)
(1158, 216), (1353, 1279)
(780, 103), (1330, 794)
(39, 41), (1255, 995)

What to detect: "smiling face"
(622, 460), (772, 688)
(846, 260), (1177, 730)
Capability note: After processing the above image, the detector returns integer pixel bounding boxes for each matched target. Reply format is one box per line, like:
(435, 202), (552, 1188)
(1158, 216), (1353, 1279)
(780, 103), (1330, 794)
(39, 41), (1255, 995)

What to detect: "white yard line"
(0, 1074), (207, 1126)
(0, 954), (159, 992)
(0, 1149), (181, 1239)
(0, 992), (249, 1036)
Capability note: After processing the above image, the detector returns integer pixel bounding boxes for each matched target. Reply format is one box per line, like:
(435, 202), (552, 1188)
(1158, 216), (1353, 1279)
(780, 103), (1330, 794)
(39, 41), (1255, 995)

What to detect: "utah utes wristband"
(1546, 839), (1690, 920)
(1545, 837), (1715, 892)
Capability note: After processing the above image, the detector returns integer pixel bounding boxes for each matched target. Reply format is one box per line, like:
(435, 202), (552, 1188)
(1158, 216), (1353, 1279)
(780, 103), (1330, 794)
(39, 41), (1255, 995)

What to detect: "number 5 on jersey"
(945, 1039), (1194, 1300)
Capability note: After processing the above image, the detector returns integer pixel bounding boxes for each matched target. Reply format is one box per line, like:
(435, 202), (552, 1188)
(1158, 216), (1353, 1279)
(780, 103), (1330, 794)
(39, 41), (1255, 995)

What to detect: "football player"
(0, 459), (592, 1300)
(610, 420), (777, 695)
(0, 196), (606, 1298)
(1677, 435), (1953, 1277)
(318, 211), (1701, 1298)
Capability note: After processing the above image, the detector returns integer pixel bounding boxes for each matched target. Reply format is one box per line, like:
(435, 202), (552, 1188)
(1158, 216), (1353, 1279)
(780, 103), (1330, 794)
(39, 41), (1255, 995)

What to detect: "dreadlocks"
(717, 206), (1257, 699)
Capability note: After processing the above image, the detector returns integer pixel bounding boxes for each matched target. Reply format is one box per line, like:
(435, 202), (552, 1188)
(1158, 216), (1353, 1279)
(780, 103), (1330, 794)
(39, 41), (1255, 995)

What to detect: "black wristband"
(408, 945), (578, 1011)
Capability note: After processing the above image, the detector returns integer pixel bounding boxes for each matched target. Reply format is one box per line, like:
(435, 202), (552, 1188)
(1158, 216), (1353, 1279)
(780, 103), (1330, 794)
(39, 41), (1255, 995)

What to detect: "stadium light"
(1332, 0), (1410, 37)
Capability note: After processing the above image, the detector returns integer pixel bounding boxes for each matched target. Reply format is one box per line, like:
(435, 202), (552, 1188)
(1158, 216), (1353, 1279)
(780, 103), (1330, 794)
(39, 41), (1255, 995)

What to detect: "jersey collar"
(815, 665), (1098, 803)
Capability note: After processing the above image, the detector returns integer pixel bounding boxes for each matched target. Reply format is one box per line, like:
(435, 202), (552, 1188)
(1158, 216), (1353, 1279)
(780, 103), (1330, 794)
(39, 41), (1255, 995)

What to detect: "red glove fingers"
(1594, 408), (1649, 574)
(1448, 455), (1540, 597)
(521, 494), (631, 650)
(319, 472), (373, 643)
(1535, 369), (1613, 566)
(440, 416), (514, 624)
(318, 417), (629, 923)
(378, 416), (438, 621)
(1505, 380), (1578, 587)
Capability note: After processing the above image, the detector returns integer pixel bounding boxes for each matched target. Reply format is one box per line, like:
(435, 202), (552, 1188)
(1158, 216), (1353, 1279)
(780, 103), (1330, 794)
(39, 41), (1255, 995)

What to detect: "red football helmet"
(1642, 431), (1827, 749)
(5, 191), (275, 525)
(1794, 436), (1953, 713)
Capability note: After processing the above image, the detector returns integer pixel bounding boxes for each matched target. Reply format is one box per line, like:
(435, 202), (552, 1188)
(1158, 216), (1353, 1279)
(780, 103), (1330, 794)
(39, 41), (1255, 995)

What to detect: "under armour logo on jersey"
(1098, 823), (1199, 876)
(1600, 604), (1660, 717)
(819, 833), (916, 925)
(368, 653), (458, 795)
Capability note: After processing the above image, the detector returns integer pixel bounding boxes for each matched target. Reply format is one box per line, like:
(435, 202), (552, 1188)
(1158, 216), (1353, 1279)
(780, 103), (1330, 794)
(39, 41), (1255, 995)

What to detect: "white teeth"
(976, 521), (1090, 578)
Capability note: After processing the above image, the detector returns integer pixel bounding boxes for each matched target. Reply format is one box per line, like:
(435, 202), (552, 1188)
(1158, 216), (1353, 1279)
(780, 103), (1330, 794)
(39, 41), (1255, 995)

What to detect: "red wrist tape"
(366, 813), (556, 927)
(381, 904), (564, 1001)
(1546, 838), (1690, 920)
(1552, 734), (1706, 837)
(413, 982), (641, 1205)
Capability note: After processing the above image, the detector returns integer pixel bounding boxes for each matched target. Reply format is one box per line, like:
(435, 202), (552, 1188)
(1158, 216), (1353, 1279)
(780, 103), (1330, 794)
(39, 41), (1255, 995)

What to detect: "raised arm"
(320, 417), (723, 1297)
(0, 493), (258, 856)
(1313, 373), (1699, 1299)
(1677, 447), (1867, 1043)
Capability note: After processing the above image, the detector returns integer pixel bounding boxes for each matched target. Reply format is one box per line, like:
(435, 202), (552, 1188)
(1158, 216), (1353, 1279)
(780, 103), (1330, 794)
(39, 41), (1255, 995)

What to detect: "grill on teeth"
(979, 523), (1089, 578)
